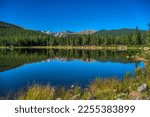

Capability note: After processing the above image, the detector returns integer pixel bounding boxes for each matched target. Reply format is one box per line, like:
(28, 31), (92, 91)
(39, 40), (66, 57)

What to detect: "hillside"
(0, 21), (23, 29)
(0, 21), (50, 46)
(95, 28), (146, 37)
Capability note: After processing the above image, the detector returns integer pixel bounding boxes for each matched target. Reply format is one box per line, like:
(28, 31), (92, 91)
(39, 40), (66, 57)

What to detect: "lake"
(0, 49), (145, 97)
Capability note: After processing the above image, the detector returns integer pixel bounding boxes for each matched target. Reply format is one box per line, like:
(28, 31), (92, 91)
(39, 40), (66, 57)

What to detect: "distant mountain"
(41, 30), (74, 37)
(62, 31), (74, 34)
(56, 31), (74, 36)
(94, 28), (146, 36)
(78, 30), (97, 35)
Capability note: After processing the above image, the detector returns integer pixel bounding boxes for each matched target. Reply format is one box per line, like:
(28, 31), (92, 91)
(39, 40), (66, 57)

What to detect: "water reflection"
(0, 49), (145, 96)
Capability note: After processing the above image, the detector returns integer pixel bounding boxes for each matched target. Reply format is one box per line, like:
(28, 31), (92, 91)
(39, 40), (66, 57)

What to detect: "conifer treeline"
(0, 22), (150, 46)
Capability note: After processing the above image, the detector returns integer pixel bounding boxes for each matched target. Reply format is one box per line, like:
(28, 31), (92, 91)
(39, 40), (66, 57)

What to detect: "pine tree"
(135, 26), (142, 45)
(145, 23), (150, 45)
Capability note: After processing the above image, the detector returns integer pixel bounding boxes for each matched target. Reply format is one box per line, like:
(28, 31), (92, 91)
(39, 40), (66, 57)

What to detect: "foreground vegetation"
(17, 76), (150, 100)
(1, 72), (150, 100)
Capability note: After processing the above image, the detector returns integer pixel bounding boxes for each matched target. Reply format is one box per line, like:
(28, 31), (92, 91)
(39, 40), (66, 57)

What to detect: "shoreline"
(0, 46), (150, 50)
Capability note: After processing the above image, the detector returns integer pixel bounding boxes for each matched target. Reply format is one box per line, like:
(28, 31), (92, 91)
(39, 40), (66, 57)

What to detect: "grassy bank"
(17, 76), (150, 100)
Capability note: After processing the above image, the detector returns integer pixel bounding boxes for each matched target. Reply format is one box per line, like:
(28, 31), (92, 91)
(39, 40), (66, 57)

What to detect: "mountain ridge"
(0, 21), (147, 36)
(94, 28), (146, 36)
(0, 21), (24, 30)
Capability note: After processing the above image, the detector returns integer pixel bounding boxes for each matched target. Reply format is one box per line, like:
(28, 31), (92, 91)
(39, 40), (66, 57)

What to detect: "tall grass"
(17, 73), (150, 100)
(18, 84), (55, 100)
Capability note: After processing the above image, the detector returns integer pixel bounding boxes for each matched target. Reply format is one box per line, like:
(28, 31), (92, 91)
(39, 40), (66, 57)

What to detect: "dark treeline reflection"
(0, 49), (141, 72)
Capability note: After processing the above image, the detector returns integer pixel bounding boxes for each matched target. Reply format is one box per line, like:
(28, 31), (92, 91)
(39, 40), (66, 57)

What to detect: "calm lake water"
(0, 49), (145, 96)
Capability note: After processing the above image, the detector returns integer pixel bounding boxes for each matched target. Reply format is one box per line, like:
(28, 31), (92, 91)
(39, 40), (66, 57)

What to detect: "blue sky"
(0, 0), (150, 32)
